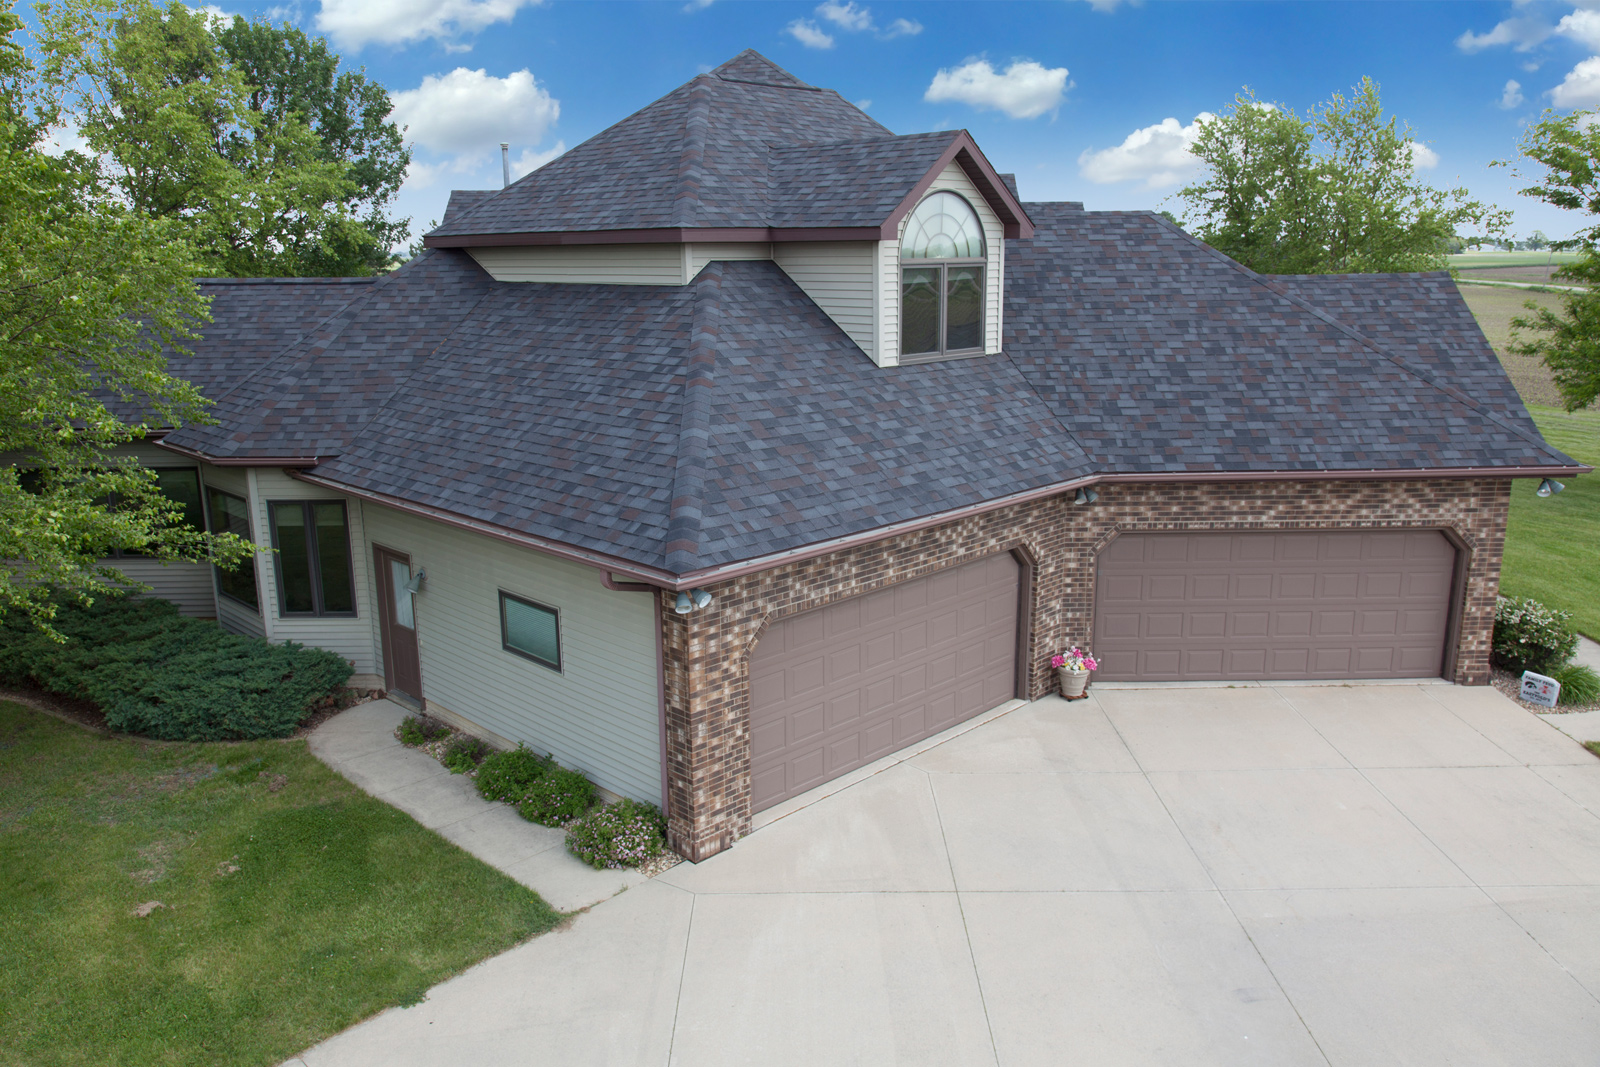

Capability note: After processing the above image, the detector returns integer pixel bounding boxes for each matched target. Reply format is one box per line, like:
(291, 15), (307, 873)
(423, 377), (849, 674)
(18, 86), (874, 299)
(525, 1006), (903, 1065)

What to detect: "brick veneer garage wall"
(661, 477), (1511, 860)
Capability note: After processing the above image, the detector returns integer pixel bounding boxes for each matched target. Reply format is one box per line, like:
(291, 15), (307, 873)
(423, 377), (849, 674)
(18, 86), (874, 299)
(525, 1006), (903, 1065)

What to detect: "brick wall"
(661, 477), (1511, 860)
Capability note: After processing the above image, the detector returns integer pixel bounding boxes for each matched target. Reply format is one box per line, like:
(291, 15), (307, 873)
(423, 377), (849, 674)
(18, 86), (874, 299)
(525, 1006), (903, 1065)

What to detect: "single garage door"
(748, 554), (1019, 811)
(1094, 530), (1457, 682)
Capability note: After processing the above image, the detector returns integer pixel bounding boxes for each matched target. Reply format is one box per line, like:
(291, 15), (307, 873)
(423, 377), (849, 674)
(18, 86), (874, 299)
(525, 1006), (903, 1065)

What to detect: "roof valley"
(664, 262), (723, 572)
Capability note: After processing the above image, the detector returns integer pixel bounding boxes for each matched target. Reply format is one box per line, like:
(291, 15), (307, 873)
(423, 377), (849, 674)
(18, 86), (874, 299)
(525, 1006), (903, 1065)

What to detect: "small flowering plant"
(1051, 646), (1099, 672)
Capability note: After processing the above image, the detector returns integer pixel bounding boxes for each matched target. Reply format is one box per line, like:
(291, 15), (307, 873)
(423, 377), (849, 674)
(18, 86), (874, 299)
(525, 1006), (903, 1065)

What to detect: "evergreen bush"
(0, 595), (351, 740)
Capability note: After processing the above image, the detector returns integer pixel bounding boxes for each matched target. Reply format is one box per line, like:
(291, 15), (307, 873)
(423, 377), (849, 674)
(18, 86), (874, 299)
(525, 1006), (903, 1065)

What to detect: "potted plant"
(1051, 647), (1098, 700)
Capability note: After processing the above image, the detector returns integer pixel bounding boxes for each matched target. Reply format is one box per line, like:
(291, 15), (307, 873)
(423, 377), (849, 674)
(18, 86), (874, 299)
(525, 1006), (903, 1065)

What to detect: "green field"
(1501, 405), (1600, 640)
(1449, 251), (1582, 270)
(0, 702), (561, 1067)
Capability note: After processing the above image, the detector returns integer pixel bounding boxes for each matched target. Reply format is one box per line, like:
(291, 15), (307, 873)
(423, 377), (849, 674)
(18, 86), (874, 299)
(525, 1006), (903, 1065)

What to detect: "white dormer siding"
(772, 243), (877, 358)
(468, 243), (774, 284)
(877, 162), (1005, 367)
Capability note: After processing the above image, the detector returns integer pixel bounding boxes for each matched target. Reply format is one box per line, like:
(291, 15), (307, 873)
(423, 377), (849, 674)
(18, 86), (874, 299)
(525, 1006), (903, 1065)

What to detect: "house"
(124, 51), (1585, 861)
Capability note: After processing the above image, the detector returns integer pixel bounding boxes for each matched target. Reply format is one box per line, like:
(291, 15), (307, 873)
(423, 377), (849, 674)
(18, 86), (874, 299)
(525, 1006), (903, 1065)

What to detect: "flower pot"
(1057, 667), (1090, 699)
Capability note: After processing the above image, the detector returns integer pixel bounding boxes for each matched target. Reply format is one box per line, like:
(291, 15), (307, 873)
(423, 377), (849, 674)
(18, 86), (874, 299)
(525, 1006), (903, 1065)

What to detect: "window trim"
(266, 499), (358, 619)
(205, 485), (260, 613)
(498, 590), (562, 672)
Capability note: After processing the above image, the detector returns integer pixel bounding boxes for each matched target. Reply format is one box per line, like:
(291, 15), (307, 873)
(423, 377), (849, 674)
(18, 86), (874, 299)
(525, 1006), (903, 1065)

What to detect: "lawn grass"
(1501, 405), (1600, 640)
(0, 701), (561, 1067)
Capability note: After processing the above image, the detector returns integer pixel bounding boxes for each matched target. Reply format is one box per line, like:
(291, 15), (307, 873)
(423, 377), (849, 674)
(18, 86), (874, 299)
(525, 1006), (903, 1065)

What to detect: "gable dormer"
(423, 52), (1032, 367)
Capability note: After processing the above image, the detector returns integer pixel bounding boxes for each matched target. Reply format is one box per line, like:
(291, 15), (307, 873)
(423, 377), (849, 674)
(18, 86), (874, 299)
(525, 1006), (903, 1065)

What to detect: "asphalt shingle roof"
(159, 205), (1578, 576)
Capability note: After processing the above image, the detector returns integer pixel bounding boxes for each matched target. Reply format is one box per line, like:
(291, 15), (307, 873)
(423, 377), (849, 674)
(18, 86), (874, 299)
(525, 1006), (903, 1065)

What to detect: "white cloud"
(1077, 113), (1211, 188)
(1557, 8), (1600, 51)
(924, 58), (1071, 120)
(1500, 78), (1525, 109)
(885, 17), (921, 37)
(1455, 14), (1552, 53)
(786, 18), (834, 48)
(511, 141), (565, 180)
(315, 0), (541, 49)
(855, 98), (872, 110)
(682, 0), (713, 10)
(1406, 141), (1440, 169)
(37, 122), (93, 158)
(391, 68), (559, 157)
(816, 0), (871, 31)
(1551, 54), (1600, 107)
(1080, 0), (1142, 10)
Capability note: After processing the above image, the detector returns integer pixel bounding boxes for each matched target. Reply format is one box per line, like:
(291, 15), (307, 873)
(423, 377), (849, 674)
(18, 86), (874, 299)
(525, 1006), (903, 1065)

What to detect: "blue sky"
(151, 1), (1600, 244)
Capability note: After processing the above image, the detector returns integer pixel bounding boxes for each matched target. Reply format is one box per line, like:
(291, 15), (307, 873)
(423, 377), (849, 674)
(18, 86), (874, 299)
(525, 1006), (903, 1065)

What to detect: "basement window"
(900, 191), (985, 361)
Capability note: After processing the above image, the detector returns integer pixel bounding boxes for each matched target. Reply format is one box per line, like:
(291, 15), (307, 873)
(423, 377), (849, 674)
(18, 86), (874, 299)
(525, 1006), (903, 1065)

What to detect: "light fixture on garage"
(1537, 478), (1565, 498)
(1074, 487), (1099, 505)
(673, 588), (714, 614)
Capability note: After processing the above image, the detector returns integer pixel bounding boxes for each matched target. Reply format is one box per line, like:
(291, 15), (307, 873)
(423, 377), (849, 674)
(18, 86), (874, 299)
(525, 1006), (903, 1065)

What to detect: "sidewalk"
(307, 699), (647, 912)
(1537, 635), (1600, 745)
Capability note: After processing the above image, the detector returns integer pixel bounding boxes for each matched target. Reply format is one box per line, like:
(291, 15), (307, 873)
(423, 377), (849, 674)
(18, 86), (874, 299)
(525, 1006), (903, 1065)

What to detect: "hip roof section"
(160, 208), (1582, 576)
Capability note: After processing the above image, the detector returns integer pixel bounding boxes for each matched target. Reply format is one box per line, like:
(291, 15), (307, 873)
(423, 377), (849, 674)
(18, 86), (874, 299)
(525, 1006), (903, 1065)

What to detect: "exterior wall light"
(673, 589), (714, 614)
(1074, 487), (1099, 505)
(1537, 479), (1565, 498)
(403, 568), (427, 593)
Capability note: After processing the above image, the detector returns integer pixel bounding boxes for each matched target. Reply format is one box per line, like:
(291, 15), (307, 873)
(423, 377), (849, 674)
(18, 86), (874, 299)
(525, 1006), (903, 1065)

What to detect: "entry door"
(374, 545), (424, 703)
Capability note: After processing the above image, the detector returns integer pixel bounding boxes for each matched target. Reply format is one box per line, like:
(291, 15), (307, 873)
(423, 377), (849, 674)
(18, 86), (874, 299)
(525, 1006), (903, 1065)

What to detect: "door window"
(391, 559), (415, 629)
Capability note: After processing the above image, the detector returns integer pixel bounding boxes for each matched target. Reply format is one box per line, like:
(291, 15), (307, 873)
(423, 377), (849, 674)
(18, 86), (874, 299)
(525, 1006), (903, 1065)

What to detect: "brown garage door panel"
(1094, 531), (1456, 682)
(749, 554), (1019, 812)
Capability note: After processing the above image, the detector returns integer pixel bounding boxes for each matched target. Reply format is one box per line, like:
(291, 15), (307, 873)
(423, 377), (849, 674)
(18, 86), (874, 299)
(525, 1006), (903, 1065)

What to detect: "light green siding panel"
(359, 503), (663, 804)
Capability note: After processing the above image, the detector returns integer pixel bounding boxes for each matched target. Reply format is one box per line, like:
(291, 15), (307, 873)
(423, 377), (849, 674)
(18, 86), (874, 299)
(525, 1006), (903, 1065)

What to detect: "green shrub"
(565, 799), (667, 870)
(515, 765), (597, 826)
(1552, 663), (1600, 706)
(442, 735), (493, 774)
(0, 596), (351, 741)
(398, 715), (450, 747)
(475, 744), (551, 803)
(1492, 596), (1579, 674)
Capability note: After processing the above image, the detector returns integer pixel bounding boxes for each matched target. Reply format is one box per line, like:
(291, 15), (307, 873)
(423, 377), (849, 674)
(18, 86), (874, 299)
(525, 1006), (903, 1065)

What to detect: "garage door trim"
(1089, 525), (1469, 682)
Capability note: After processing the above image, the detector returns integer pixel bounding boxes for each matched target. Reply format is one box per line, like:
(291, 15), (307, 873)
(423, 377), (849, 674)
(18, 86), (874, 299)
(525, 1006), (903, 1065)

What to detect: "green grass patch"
(1586, 741), (1600, 761)
(0, 701), (560, 1066)
(1502, 405), (1600, 640)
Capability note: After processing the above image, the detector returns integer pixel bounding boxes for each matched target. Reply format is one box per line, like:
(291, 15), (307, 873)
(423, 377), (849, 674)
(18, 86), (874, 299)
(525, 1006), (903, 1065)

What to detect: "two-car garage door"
(1093, 530), (1457, 682)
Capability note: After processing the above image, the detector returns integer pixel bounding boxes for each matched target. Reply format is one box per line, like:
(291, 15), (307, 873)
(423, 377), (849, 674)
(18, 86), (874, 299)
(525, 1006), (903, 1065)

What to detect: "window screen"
(500, 592), (560, 671)
(206, 487), (258, 610)
(268, 500), (356, 617)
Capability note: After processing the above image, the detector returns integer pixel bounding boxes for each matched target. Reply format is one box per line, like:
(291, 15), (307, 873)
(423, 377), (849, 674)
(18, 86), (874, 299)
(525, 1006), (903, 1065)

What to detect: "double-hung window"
(899, 191), (986, 361)
(206, 486), (259, 611)
(269, 501), (356, 617)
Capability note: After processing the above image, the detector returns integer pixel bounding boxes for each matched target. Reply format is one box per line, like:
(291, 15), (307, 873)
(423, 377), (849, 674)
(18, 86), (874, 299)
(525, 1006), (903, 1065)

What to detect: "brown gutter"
(287, 469), (678, 588)
(425, 226), (883, 249)
(1096, 465), (1591, 485)
(155, 439), (322, 467)
(601, 572), (658, 593)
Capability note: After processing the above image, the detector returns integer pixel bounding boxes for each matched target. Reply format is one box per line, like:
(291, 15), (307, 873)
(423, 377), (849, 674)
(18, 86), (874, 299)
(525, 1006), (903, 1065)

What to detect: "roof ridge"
(664, 262), (723, 573)
(670, 77), (714, 229)
(1145, 215), (1565, 460)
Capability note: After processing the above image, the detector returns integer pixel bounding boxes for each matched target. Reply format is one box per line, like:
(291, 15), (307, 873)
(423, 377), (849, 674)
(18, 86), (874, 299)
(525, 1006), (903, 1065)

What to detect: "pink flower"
(1050, 654), (1066, 668)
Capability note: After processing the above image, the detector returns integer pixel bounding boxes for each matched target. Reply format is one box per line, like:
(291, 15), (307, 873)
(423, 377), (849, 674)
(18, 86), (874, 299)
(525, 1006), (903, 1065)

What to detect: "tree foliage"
(1504, 109), (1600, 411)
(0, 4), (252, 632)
(1175, 79), (1508, 274)
(37, 0), (410, 276)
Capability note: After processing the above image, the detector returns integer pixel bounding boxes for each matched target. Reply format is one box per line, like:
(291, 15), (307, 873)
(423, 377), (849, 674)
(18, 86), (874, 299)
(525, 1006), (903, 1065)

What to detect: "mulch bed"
(1490, 668), (1600, 714)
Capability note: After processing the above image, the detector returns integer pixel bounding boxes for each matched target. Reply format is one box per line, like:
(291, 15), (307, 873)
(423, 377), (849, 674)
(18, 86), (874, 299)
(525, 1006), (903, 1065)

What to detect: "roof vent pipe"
(500, 142), (511, 188)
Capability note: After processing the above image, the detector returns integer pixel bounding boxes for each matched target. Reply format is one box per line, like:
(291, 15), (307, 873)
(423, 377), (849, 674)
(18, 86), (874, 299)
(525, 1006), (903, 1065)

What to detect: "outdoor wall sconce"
(1537, 479), (1565, 498)
(673, 588), (714, 614)
(403, 568), (427, 593)
(1074, 487), (1100, 505)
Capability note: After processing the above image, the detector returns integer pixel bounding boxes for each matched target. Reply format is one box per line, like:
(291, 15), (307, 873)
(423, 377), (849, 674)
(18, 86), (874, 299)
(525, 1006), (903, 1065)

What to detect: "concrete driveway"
(293, 682), (1600, 1067)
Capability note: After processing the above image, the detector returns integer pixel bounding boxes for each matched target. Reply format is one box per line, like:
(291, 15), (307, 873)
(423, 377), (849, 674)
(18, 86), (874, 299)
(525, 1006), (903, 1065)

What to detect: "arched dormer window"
(900, 191), (985, 359)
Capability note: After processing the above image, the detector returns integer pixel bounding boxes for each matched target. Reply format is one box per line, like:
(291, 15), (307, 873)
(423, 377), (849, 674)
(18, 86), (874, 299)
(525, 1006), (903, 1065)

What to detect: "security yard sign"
(1520, 671), (1561, 709)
